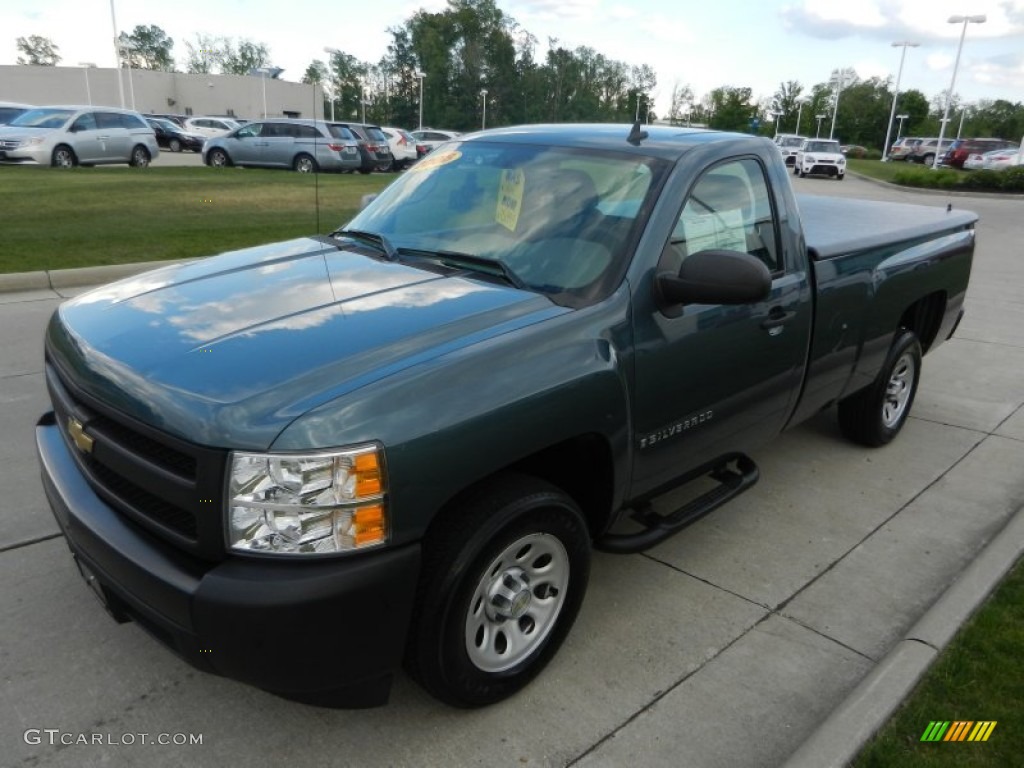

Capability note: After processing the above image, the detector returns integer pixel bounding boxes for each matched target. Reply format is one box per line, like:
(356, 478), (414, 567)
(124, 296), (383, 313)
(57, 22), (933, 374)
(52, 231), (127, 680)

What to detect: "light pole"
(78, 62), (96, 106)
(957, 104), (970, 138)
(108, 0), (125, 108)
(123, 46), (137, 111)
(323, 47), (340, 121)
(882, 41), (920, 161)
(770, 110), (782, 136)
(934, 14), (986, 169)
(815, 113), (826, 138)
(829, 69), (846, 140)
(480, 88), (488, 129)
(795, 99), (806, 135)
(414, 70), (425, 130)
(361, 85), (367, 123)
(895, 113), (909, 139)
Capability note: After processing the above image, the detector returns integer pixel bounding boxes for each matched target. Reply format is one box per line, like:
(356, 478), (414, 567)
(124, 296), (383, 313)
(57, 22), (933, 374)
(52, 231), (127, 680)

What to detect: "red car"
(940, 138), (1019, 169)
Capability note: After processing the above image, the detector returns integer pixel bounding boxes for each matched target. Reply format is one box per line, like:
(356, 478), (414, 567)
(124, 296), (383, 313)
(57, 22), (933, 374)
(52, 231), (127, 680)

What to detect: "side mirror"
(656, 250), (771, 307)
(360, 193), (378, 210)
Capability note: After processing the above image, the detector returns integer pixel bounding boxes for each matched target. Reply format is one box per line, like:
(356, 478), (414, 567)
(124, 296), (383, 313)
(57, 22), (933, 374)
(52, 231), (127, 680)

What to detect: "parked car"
(146, 117), (205, 153)
(380, 126), (419, 170)
(962, 150), (992, 170)
(793, 139), (846, 179)
(887, 136), (920, 161)
(908, 138), (942, 166)
(184, 116), (242, 138)
(940, 138), (1020, 169)
(202, 119), (362, 173)
(410, 128), (461, 154)
(143, 113), (189, 129)
(333, 122), (394, 173)
(982, 147), (1024, 171)
(0, 101), (32, 126)
(0, 105), (158, 168)
(36, 123), (977, 708)
(775, 135), (808, 166)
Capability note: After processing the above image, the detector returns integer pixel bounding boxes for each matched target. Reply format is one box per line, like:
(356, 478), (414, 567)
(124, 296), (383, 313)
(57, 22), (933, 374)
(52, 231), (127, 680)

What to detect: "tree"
(16, 35), (60, 66)
(118, 25), (175, 70)
(184, 34), (226, 74)
(707, 86), (755, 133)
(221, 39), (272, 75)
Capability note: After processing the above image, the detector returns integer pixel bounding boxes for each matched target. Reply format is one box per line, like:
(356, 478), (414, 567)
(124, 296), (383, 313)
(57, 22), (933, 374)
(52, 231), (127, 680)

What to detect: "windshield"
(10, 108), (74, 129)
(803, 141), (840, 153)
(780, 137), (805, 148)
(345, 141), (662, 304)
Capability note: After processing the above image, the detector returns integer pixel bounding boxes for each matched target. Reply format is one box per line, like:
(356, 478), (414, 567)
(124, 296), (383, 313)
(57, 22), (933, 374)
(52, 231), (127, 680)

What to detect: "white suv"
(794, 139), (846, 180)
(184, 116), (242, 138)
(410, 128), (461, 154)
(380, 126), (418, 170)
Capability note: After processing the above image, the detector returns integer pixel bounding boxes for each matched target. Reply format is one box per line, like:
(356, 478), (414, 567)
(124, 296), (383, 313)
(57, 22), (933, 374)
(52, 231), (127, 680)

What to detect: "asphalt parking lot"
(1, 172), (1022, 767)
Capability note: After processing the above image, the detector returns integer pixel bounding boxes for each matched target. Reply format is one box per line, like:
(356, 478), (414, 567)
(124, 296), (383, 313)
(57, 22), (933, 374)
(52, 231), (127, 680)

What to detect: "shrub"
(960, 170), (1002, 189)
(999, 166), (1024, 192)
(864, 149), (883, 161)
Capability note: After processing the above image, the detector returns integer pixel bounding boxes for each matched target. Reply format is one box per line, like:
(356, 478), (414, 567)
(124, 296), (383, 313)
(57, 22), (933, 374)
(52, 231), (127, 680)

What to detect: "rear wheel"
(293, 153), (317, 173)
(405, 474), (590, 707)
(838, 329), (922, 446)
(922, 153), (935, 167)
(51, 145), (76, 168)
(168, 138), (182, 152)
(129, 145), (151, 167)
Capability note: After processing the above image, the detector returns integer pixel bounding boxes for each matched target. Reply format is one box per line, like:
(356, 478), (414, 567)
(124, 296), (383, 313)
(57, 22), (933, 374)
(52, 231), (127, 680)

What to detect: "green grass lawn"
(0, 166), (394, 273)
(847, 158), (908, 182)
(853, 558), (1023, 768)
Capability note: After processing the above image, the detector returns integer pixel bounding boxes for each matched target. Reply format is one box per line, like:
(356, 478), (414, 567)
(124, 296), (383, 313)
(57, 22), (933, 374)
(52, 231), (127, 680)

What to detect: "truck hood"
(47, 236), (565, 448)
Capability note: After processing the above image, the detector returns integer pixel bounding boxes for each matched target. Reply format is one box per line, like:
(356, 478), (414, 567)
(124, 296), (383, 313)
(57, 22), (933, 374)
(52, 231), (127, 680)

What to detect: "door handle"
(760, 307), (796, 330)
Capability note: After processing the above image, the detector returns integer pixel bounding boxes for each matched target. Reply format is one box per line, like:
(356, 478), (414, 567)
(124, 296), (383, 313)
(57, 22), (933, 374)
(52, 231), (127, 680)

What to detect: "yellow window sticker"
(409, 149), (461, 172)
(496, 169), (525, 232)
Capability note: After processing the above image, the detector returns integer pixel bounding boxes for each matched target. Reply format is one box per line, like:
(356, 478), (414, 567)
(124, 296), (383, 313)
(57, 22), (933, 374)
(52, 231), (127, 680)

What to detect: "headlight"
(837, 157), (846, 165)
(227, 444), (387, 556)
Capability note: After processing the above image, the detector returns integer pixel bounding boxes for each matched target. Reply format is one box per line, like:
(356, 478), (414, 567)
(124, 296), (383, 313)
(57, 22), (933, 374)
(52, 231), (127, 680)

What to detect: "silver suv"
(0, 106), (159, 168)
(202, 119), (362, 173)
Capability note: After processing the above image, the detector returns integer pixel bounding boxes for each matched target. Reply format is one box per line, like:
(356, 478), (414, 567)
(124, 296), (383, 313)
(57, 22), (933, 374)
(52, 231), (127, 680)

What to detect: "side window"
(668, 158), (781, 274)
(70, 113), (98, 132)
(121, 113), (147, 129)
(297, 125), (319, 139)
(96, 112), (125, 130)
(237, 123), (262, 138)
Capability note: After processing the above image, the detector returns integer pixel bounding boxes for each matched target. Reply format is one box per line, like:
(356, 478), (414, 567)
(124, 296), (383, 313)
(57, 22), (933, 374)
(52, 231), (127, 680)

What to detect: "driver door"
(630, 156), (811, 497)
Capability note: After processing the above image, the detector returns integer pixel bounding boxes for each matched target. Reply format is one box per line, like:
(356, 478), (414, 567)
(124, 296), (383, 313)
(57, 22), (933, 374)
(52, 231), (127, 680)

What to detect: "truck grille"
(46, 360), (227, 560)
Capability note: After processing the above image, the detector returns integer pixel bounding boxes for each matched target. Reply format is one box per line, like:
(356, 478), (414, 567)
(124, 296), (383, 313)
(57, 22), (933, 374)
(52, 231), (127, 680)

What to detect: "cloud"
(968, 51), (1024, 88)
(781, 0), (1024, 42)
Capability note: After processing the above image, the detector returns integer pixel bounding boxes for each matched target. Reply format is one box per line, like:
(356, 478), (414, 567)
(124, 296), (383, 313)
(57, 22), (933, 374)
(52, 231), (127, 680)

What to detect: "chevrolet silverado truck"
(36, 123), (976, 709)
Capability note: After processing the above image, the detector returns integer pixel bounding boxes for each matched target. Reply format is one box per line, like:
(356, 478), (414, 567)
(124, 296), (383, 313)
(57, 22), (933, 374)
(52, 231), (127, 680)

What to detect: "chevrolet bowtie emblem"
(67, 416), (94, 454)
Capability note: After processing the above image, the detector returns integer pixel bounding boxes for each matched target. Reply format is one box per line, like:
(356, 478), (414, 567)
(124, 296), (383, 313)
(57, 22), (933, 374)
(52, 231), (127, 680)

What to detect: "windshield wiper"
(333, 229), (398, 261)
(397, 248), (527, 290)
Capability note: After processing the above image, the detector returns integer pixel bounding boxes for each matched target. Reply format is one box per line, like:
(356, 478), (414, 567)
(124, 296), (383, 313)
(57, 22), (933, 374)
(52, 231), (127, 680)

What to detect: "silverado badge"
(67, 416), (94, 454)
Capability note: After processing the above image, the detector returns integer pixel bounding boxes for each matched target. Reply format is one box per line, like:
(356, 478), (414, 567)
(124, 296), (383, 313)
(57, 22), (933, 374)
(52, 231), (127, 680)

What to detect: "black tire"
(207, 148), (230, 168)
(51, 145), (76, 169)
(922, 153), (935, 167)
(169, 138), (182, 152)
(405, 474), (591, 707)
(293, 153), (317, 173)
(358, 168), (373, 175)
(799, 168), (806, 178)
(793, 165), (800, 176)
(837, 172), (845, 180)
(129, 145), (150, 167)
(838, 329), (922, 447)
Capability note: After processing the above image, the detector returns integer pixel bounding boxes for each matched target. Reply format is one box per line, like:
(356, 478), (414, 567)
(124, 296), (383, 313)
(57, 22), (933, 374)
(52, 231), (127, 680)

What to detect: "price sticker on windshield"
(410, 149), (461, 172)
(496, 169), (525, 232)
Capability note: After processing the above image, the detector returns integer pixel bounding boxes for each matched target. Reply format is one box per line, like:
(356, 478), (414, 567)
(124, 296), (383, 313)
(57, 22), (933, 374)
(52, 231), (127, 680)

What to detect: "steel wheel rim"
(465, 532), (569, 673)
(55, 150), (73, 168)
(133, 149), (148, 167)
(882, 351), (916, 427)
(297, 157), (313, 172)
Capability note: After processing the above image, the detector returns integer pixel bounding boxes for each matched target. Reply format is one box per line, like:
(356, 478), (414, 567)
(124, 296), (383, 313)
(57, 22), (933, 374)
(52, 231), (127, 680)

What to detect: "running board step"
(596, 454), (759, 554)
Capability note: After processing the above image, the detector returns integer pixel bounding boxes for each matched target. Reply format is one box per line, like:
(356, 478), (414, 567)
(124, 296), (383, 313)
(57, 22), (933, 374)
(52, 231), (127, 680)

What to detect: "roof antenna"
(627, 120), (648, 146)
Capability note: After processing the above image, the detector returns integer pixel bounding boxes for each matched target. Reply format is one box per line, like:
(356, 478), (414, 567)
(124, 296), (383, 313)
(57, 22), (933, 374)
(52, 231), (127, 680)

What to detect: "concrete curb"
(0, 260), (188, 294)
(782, 505), (1024, 768)
(846, 169), (1024, 200)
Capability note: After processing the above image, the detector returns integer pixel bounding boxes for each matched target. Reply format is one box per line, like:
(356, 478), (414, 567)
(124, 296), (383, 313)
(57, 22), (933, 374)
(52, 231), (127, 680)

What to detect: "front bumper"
(36, 414), (420, 707)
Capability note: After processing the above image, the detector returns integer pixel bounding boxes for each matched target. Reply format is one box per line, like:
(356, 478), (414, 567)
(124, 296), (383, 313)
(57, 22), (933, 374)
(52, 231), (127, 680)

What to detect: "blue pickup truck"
(36, 123), (976, 708)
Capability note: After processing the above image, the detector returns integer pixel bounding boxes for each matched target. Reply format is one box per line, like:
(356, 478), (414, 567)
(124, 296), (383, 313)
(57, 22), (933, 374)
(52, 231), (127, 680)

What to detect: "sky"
(6, 0), (1024, 122)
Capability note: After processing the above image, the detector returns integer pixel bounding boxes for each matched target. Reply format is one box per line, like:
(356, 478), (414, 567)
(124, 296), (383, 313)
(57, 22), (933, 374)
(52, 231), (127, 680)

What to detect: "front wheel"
(207, 148), (229, 167)
(405, 474), (590, 707)
(838, 329), (922, 446)
(169, 138), (182, 152)
(799, 168), (807, 178)
(293, 153), (317, 173)
(51, 145), (76, 168)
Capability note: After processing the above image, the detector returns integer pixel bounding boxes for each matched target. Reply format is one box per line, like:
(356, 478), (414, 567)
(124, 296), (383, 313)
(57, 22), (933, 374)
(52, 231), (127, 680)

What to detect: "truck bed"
(797, 195), (977, 260)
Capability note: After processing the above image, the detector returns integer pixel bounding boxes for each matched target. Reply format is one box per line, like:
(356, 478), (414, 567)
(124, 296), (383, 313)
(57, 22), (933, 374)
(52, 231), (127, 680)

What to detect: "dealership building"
(1, 64), (326, 121)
